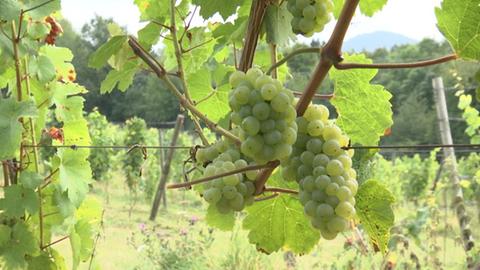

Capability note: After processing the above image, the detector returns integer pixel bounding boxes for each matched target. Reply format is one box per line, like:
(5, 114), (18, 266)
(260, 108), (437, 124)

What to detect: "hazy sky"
(61, 0), (444, 42)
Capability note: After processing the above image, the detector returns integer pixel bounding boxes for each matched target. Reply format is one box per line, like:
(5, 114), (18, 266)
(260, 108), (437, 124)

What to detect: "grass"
(54, 172), (478, 270)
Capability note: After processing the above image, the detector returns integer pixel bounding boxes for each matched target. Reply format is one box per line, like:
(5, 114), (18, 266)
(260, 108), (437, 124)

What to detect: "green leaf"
(75, 196), (103, 227)
(264, 3), (294, 46)
(28, 22), (50, 39)
(39, 46), (76, 81)
(2, 222), (39, 270)
(27, 252), (57, 270)
(0, 0), (21, 21)
(24, 0), (61, 19)
(243, 195), (319, 254)
(70, 219), (95, 270)
(435, 0), (480, 60)
(0, 185), (39, 218)
(188, 68), (230, 122)
(57, 147), (92, 207)
(134, 0), (169, 21)
(29, 55), (56, 83)
(19, 171), (43, 189)
(332, 0), (387, 18)
(88, 35), (128, 69)
(0, 97), (37, 159)
(193, 0), (245, 20)
(205, 205), (235, 231)
(356, 179), (395, 254)
(138, 22), (162, 49)
(100, 61), (138, 93)
(330, 54), (393, 146)
(0, 224), (12, 248)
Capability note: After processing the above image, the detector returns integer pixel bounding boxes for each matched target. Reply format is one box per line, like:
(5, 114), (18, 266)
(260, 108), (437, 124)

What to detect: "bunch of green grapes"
(282, 104), (358, 240)
(287, 0), (333, 36)
(195, 140), (230, 165)
(199, 142), (257, 213)
(228, 68), (298, 164)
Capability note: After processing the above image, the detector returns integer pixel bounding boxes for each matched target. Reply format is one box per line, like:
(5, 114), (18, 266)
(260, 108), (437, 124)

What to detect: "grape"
(326, 159), (344, 176)
(306, 138), (323, 153)
(336, 186), (351, 201)
(304, 200), (318, 217)
(203, 188), (222, 203)
(228, 68), (297, 163)
(327, 217), (348, 232)
(322, 139), (342, 156)
(315, 175), (330, 189)
(316, 203), (334, 217)
(307, 120), (324, 136)
(287, 0), (333, 36)
(222, 186), (237, 199)
(229, 71), (246, 88)
(335, 202), (355, 219)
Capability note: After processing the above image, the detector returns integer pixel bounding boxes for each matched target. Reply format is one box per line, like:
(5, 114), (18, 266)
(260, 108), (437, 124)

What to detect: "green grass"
(55, 173), (478, 270)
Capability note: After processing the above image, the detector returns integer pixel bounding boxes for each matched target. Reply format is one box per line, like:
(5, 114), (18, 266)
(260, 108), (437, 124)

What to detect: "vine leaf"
(138, 22), (163, 49)
(19, 171), (43, 189)
(192, 0), (245, 20)
(25, 0), (61, 20)
(0, 0), (21, 21)
(29, 55), (56, 83)
(243, 172), (318, 254)
(205, 205), (235, 231)
(134, 0), (169, 22)
(39, 46), (76, 82)
(355, 179), (395, 254)
(332, 0), (387, 18)
(330, 53), (393, 146)
(88, 35), (128, 69)
(70, 219), (95, 270)
(100, 61), (139, 93)
(1, 222), (39, 270)
(188, 68), (230, 122)
(0, 97), (37, 160)
(0, 185), (39, 218)
(264, 3), (294, 46)
(435, 0), (480, 60)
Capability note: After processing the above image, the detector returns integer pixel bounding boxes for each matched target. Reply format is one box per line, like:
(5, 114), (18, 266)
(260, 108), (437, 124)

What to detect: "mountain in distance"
(343, 31), (417, 52)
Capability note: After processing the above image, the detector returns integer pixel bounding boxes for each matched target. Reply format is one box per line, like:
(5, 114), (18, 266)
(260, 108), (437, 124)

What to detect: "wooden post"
(157, 129), (167, 207)
(432, 77), (474, 260)
(149, 114), (184, 221)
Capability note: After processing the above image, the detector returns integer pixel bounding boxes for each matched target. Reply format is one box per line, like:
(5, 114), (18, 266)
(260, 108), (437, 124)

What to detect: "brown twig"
(255, 193), (279, 202)
(41, 235), (69, 249)
(168, 163), (275, 189)
(238, 0), (269, 72)
(263, 187), (299, 195)
(292, 91), (334, 100)
(41, 168), (59, 189)
(182, 38), (214, 53)
(335, 54), (458, 70)
(269, 43), (278, 79)
(266, 47), (320, 75)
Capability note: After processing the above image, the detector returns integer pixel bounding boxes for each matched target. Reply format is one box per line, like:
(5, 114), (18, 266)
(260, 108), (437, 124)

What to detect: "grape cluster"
(228, 68), (298, 164)
(287, 0), (333, 36)
(198, 142), (257, 213)
(282, 104), (358, 239)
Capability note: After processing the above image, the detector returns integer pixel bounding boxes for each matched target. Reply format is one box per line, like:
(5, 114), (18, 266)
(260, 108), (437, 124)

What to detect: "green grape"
(260, 145), (275, 160)
(346, 180), (358, 195)
(322, 139), (342, 156)
(295, 0), (310, 10)
(260, 119), (276, 133)
(316, 203), (334, 217)
(302, 176), (316, 191)
(223, 174), (240, 186)
(261, 84), (278, 100)
(229, 71), (246, 88)
(325, 195), (339, 207)
(331, 175), (345, 185)
(264, 130), (282, 145)
(246, 67), (263, 85)
(230, 112), (242, 125)
(304, 200), (318, 217)
(275, 119), (288, 131)
(234, 86), (251, 105)
(236, 182), (247, 195)
(271, 93), (290, 112)
(313, 154), (329, 167)
(284, 106), (297, 122)
(245, 181), (256, 194)
(303, 5), (317, 19)
(321, 229), (337, 240)
(252, 102), (271, 120)
(311, 189), (326, 201)
(235, 159), (248, 169)
(323, 125), (342, 140)
(312, 166), (326, 176)
(255, 74), (273, 89)
(326, 159), (344, 176)
(335, 202), (355, 219)
(315, 175), (331, 189)
(325, 182), (339, 196)
(307, 120), (324, 136)
(299, 191), (312, 204)
(300, 151), (315, 166)
(248, 89), (263, 105)
(239, 105), (252, 118)
(274, 143), (293, 158)
(216, 198), (231, 214)
(296, 117), (309, 133)
(306, 138), (323, 153)
(282, 127), (297, 145)
(241, 136), (262, 156)
(327, 217), (348, 233)
(229, 193), (245, 211)
(299, 18), (315, 34)
(203, 188), (222, 203)
(242, 116), (261, 136)
(196, 148), (208, 163)
(336, 186), (351, 201)
(337, 154), (352, 169)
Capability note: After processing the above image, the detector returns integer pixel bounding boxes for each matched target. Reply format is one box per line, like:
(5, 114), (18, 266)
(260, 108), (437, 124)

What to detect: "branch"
(41, 235), (69, 250)
(128, 37), (241, 145)
(266, 47), (320, 75)
(263, 187), (299, 195)
(168, 163), (275, 189)
(182, 39), (214, 53)
(292, 91), (333, 100)
(238, 0), (269, 71)
(335, 54), (458, 70)
(255, 193), (279, 202)
(269, 43), (278, 79)
(254, 161), (279, 195)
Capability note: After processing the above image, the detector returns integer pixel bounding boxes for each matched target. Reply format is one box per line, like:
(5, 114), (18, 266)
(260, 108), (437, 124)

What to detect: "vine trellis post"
(432, 77), (474, 267)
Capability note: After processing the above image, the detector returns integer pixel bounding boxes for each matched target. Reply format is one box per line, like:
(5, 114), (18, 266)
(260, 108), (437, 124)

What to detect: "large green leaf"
(330, 54), (393, 146)
(188, 68), (230, 122)
(70, 219), (95, 270)
(29, 55), (56, 83)
(435, 0), (480, 60)
(0, 0), (21, 21)
(1, 222), (39, 270)
(23, 0), (61, 19)
(205, 205), (235, 231)
(264, 3), (294, 46)
(88, 35), (128, 69)
(243, 171), (318, 254)
(134, 0), (169, 21)
(0, 185), (39, 218)
(0, 97), (37, 159)
(192, 0), (245, 20)
(138, 22), (163, 49)
(100, 61), (138, 93)
(356, 179), (395, 254)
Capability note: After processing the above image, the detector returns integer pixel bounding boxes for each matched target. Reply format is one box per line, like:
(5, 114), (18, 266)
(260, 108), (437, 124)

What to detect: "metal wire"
(22, 144), (192, 150)
(344, 143), (480, 150)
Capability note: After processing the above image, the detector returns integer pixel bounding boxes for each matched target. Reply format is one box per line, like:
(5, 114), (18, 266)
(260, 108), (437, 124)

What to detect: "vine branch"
(23, 0), (56, 14)
(292, 91), (334, 100)
(41, 235), (69, 250)
(168, 163), (275, 189)
(263, 187), (299, 195)
(128, 36), (240, 145)
(266, 47), (320, 75)
(335, 54), (458, 70)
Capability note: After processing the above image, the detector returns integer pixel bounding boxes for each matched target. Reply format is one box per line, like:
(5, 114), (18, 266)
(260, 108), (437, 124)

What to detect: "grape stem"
(255, 193), (279, 202)
(263, 187), (299, 195)
(128, 36), (241, 145)
(254, 0), (361, 195)
(167, 162), (277, 189)
(292, 91), (333, 100)
(335, 54), (458, 70)
(41, 235), (69, 250)
(266, 47), (320, 75)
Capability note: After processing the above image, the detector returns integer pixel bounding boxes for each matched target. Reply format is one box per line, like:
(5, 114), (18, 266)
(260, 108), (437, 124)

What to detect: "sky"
(61, 0), (444, 42)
